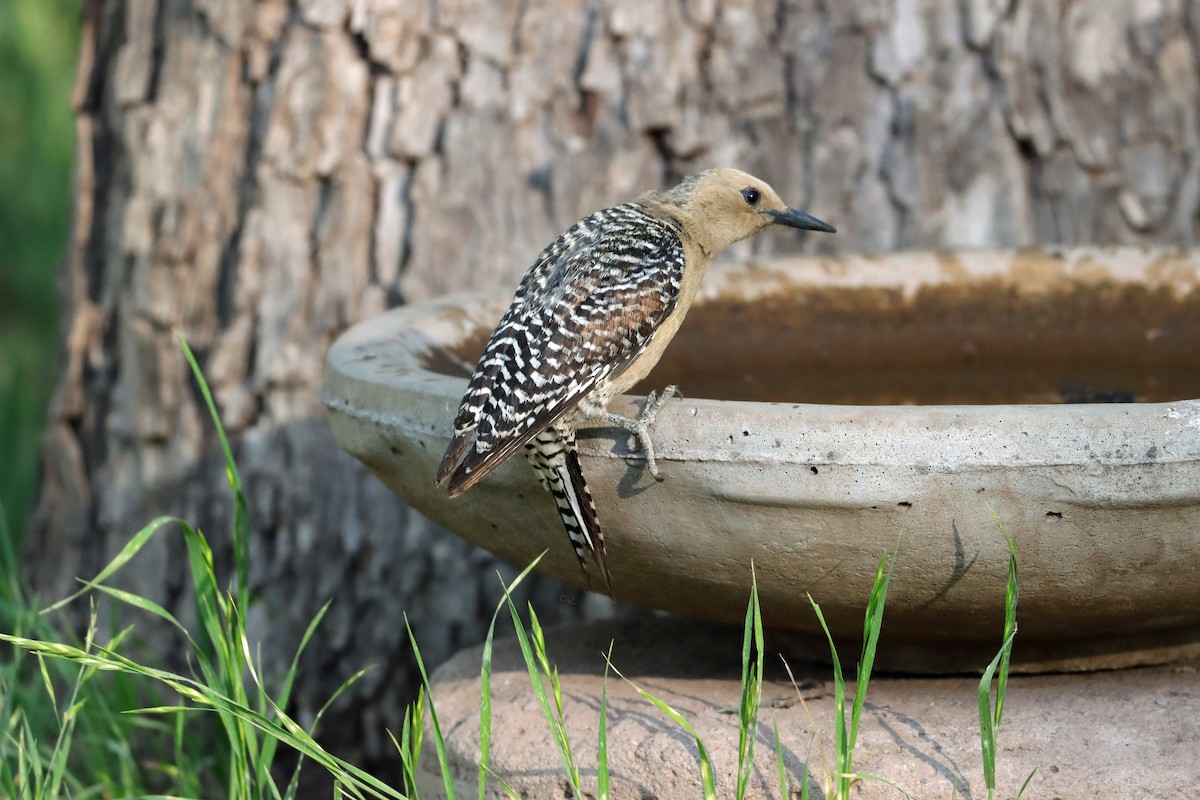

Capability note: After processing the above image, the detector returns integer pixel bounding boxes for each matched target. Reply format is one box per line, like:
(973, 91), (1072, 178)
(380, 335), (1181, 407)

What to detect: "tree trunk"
(30, 0), (1200, 775)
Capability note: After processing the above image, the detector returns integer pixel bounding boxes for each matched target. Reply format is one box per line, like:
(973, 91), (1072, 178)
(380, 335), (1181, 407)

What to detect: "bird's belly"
(608, 303), (689, 396)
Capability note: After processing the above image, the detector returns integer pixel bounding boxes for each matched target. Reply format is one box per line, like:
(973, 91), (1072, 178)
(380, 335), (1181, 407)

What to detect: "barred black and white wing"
(435, 203), (685, 496)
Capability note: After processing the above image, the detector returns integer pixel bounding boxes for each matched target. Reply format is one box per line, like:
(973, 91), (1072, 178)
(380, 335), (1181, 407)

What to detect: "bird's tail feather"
(526, 428), (614, 600)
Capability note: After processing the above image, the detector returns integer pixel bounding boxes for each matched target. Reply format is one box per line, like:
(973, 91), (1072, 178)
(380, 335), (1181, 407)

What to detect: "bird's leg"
(605, 385), (679, 481)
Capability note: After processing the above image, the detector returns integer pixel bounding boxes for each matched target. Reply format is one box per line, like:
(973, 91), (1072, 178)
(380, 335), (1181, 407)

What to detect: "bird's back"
(436, 203), (686, 495)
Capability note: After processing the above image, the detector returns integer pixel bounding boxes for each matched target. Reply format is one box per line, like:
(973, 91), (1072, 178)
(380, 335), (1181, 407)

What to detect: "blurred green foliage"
(0, 0), (82, 555)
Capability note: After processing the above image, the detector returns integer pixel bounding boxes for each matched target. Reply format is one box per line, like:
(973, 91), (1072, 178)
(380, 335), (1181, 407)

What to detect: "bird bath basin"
(323, 246), (1200, 671)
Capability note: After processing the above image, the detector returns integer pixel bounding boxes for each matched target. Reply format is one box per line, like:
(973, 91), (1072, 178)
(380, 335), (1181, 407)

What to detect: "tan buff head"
(648, 167), (836, 255)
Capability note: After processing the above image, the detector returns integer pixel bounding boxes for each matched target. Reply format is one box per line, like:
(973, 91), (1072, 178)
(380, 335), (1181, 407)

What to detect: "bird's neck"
(630, 195), (716, 321)
(633, 193), (717, 260)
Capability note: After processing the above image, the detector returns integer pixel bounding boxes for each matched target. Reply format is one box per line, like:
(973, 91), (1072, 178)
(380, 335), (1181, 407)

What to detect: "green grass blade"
(179, 522), (229, 669)
(27, 502), (266, 797)
(89, 584), (198, 648)
(478, 763), (521, 800)
(598, 642), (613, 800)
(276, 599), (332, 714)
(980, 507), (1024, 800)
(987, 507), (1020, 730)
(807, 594), (847, 794)
(500, 591), (578, 793)
(409, 688), (427, 789)
(390, 687), (427, 800)
(808, 546), (898, 799)
(263, 599), (336, 785)
(178, 333), (265, 798)
(178, 523), (255, 797)
(408, 689), (428, 796)
(494, 559), (583, 793)
(477, 615), (494, 800)
(44, 659), (85, 798)
(606, 658), (717, 800)
(12, 611), (99, 800)
(849, 548), (896, 757)
(735, 566), (764, 800)
(39, 515), (182, 615)
(978, 631), (1016, 798)
(176, 334), (250, 605)
(772, 716), (788, 799)
(845, 772), (915, 799)
(1013, 767), (1038, 798)
(4, 633), (406, 799)
(388, 720), (416, 798)
(526, 605), (572, 761)
(404, 613), (456, 800)
(130, 705), (204, 715)
(36, 653), (58, 721)
(477, 558), (543, 799)
(238, 613), (348, 792)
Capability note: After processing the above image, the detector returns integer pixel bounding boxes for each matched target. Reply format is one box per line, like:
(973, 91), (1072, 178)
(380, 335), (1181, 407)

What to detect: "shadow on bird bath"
(324, 246), (1200, 672)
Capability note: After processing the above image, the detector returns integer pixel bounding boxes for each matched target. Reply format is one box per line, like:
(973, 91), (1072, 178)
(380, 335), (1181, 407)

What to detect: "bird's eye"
(741, 187), (761, 206)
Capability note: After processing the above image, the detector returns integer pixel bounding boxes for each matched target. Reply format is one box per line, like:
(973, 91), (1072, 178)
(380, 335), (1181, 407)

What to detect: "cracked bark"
(30, 0), (1200, 778)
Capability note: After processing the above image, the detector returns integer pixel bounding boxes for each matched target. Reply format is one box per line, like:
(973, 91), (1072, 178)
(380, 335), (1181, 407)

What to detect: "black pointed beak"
(767, 207), (837, 233)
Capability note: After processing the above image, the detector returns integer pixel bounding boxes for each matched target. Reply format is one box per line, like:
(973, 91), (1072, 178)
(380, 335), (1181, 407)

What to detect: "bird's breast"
(608, 245), (710, 396)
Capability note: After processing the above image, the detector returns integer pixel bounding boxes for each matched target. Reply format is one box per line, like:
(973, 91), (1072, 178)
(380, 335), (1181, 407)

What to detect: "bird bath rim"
(324, 246), (1200, 672)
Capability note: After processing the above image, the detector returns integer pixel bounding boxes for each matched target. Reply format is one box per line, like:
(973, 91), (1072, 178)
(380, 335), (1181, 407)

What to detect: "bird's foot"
(606, 385), (679, 481)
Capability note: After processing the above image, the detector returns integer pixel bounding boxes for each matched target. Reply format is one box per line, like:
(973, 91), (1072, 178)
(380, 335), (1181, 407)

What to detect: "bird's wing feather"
(435, 228), (579, 484)
(438, 204), (684, 495)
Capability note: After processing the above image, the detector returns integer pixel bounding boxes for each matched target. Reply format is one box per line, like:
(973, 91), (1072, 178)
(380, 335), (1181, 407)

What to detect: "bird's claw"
(608, 385), (679, 481)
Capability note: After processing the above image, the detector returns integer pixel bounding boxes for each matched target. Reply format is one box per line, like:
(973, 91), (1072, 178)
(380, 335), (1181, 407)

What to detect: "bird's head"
(649, 167), (835, 256)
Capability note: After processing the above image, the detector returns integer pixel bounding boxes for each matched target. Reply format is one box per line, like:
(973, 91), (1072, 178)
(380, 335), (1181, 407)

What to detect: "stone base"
(419, 617), (1199, 799)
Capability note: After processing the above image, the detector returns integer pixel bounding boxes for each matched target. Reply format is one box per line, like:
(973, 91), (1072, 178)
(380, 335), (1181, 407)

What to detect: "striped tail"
(524, 424), (615, 599)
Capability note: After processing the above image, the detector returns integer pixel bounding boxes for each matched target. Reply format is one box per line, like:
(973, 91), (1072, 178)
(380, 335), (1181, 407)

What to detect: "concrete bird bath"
(323, 246), (1200, 671)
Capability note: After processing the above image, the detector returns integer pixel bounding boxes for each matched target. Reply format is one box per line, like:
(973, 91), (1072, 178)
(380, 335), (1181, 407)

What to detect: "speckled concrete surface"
(417, 617), (1200, 799)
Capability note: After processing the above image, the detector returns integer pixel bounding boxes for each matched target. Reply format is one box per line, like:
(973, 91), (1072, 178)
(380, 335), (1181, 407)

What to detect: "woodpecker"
(435, 168), (835, 597)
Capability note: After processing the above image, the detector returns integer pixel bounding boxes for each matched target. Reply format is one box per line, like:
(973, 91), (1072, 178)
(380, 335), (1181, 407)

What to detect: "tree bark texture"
(30, 0), (1200, 772)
